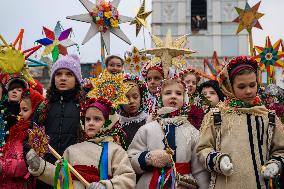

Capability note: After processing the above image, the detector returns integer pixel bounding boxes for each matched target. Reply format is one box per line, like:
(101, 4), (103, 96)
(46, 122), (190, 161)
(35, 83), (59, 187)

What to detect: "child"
(142, 60), (164, 113)
(0, 88), (44, 189)
(180, 70), (200, 96)
(30, 54), (84, 189)
(26, 71), (136, 189)
(179, 70), (211, 130)
(105, 55), (124, 75)
(2, 77), (28, 142)
(128, 78), (209, 189)
(196, 56), (284, 189)
(198, 80), (225, 107)
(117, 74), (149, 150)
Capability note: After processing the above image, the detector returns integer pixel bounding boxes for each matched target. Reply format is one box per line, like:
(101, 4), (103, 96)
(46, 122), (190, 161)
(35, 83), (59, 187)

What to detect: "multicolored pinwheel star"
(253, 36), (284, 83)
(233, 1), (264, 34)
(130, 0), (152, 36)
(36, 21), (76, 62)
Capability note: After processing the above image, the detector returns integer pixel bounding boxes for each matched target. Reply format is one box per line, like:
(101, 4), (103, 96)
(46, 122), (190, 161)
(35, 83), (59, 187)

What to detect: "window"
(191, 0), (207, 32)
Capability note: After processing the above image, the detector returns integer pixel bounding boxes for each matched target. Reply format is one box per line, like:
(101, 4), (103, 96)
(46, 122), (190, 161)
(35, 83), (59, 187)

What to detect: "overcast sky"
(0, 0), (283, 63)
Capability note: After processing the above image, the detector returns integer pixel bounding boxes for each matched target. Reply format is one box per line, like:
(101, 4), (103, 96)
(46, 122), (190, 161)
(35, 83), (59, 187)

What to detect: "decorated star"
(233, 1), (264, 34)
(0, 29), (42, 86)
(67, 0), (132, 55)
(124, 47), (148, 75)
(253, 36), (284, 84)
(36, 21), (76, 62)
(130, 0), (152, 36)
(88, 70), (129, 107)
(141, 29), (195, 78)
(28, 123), (50, 157)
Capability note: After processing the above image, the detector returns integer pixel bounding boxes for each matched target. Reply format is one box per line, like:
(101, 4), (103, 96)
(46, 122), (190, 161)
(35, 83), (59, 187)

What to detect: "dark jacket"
(33, 89), (81, 189)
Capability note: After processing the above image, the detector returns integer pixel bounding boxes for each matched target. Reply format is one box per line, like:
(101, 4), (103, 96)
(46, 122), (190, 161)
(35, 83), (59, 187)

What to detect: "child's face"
(232, 72), (258, 105)
(85, 107), (105, 138)
(146, 70), (163, 94)
(19, 99), (33, 121)
(183, 74), (197, 95)
(123, 82), (141, 115)
(8, 87), (23, 102)
(54, 69), (76, 91)
(162, 83), (184, 109)
(106, 58), (123, 75)
(201, 87), (220, 107)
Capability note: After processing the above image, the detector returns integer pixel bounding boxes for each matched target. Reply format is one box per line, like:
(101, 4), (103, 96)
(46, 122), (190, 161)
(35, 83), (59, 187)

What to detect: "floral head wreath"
(178, 68), (202, 82)
(141, 57), (164, 79)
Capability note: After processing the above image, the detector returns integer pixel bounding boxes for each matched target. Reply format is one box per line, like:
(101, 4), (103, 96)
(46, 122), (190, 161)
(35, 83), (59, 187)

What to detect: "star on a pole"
(233, 1), (264, 34)
(130, 0), (152, 36)
(253, 36), (284, 84)
(141, 29), (195, 78)
(67, 0), (132, 54)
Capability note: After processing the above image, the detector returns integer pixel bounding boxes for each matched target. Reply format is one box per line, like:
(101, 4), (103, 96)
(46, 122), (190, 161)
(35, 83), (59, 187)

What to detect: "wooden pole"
(48, 145), (90, 187)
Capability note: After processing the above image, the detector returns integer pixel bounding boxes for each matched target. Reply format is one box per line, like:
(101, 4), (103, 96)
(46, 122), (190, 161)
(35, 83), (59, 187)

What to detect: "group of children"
(0, 54), (283, 189)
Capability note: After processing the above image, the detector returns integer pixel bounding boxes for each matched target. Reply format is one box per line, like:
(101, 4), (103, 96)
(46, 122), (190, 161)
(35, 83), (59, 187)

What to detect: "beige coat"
(29, 139), (136, 189)
(196, 102), (284, 189)
(127, 111), (209, 189)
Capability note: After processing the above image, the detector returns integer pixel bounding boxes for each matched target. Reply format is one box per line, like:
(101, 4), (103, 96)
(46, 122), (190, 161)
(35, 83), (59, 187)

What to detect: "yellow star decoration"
(233, 1), (264, 34)
(141, 29), (195, 78)
(124, 46), (149, 75)
(130, 0), (152, 36)
(87, 70), (129, 108)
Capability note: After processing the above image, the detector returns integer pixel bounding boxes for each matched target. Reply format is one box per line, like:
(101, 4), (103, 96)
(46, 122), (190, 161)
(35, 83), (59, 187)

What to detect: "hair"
(8, 82), (26, 91)
(198, 80), (225, 101)
(105, 55), (124, 67)
(161, 79), (185, 94)
(181, 71), (201, 83)
(46, 81), (81, 102)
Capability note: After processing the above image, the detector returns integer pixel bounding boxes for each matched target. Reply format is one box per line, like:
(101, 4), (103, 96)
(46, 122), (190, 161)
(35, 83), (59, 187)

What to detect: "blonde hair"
(161, 79), (185, 93)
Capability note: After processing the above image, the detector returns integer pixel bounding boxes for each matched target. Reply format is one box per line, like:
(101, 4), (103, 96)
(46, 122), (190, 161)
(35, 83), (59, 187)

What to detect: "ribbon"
(54, 159), (74, 189)
(99, 142), (109, 180)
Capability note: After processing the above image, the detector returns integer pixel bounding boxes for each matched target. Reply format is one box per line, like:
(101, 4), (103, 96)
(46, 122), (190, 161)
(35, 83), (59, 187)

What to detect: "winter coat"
(127, 107), (209, 189)
(2, 101), (20, 142)
(118, 111), (148, 150)
(29, 138), (136, 189)
(196, 102), (284, 189)
(32, 89), (81, 189)
(0, 121), (33, 189)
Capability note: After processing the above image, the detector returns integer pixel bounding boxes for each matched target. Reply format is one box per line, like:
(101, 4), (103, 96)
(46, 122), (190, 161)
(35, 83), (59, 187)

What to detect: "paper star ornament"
(124, 47), (148, 75)
(130, 0), (152, 36)
(36, 21), (76, 62)
(67, 0), (132, 54)
(0, 29), (41, 86)
(253, 36), (284, 84)
(233, 1), (264, 34)
(141, 29), (195, 78)
(88, 70), (129, 107)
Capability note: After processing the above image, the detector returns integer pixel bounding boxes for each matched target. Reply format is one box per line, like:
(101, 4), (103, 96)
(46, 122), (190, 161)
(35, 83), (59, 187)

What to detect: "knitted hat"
(198, 80), (225, 101)
(50, 54), (82, 84)
(29, 79), (43, 95)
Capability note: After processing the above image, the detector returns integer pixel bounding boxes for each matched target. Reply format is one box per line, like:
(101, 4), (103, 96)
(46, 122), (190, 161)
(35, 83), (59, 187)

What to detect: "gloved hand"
(26, 149), (41, 171)
(262, 163), (279, 179)
(220, 156), (233, 176)
(145, 150), (172, 168)
(87, 182), (106, 189)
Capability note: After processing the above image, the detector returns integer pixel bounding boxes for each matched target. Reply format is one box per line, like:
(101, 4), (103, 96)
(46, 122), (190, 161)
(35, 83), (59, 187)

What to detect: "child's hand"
(145, 150), (172, 168)
(26, 149), (41, 171)
(220, 156), (233, 176)
(87, 182), (106, 189)
(261, 163), (279, 179)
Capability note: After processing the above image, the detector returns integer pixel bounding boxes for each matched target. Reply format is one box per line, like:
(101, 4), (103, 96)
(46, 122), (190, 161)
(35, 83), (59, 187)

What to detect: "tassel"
(157, 168), (165, 189)
(54, 159), (74, 189)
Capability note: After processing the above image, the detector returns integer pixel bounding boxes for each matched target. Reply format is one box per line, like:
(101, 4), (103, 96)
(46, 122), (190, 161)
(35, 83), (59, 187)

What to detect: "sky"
(0, 0), (283, 63)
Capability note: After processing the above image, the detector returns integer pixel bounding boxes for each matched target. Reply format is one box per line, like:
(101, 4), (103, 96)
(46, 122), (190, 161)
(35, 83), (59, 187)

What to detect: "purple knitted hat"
(50, 54), (82, 84)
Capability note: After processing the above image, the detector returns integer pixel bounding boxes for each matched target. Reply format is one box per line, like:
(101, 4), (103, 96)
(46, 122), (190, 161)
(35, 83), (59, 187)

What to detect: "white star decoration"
(67, 0), (133, 54)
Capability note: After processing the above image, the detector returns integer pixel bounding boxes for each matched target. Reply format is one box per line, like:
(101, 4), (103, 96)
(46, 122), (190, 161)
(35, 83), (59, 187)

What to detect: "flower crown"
(227, 56), (258, 72)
